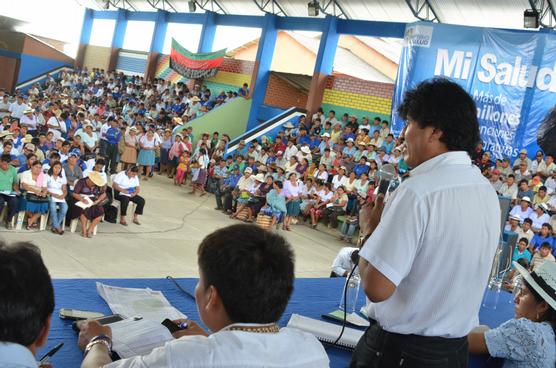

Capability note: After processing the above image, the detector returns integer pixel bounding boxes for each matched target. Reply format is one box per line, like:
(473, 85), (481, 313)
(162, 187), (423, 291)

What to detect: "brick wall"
(263, 74), (308, 109)
(322, 75), (394, 121)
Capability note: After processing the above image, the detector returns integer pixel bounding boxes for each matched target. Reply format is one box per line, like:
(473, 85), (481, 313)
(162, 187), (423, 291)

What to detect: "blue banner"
(392, 22), (556, 159)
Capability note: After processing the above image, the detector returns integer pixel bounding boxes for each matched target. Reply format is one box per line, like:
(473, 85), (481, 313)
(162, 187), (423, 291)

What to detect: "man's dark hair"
(540, 241), (552, 249)
(523, 218), (533, 225)
(518, 237), (529, 245)
(0, 242), (54, 345)
(0, 154), (11, 163)
(197, 224), (294, 323)
(397, 78), (480, 157)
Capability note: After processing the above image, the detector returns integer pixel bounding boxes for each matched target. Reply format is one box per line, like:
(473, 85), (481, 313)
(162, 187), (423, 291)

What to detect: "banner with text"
(392, 22), (556, 159)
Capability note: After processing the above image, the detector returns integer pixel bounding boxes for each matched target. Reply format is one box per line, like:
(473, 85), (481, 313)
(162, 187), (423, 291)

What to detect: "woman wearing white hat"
(468, 261), (556, 367)
(231, 172), (264, 220)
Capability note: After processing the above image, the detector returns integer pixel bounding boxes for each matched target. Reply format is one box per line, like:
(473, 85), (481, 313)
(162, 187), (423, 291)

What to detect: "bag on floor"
(235, 208), (250, 221)
(104, 205), (118, 223)
(256, 214), (272, 230)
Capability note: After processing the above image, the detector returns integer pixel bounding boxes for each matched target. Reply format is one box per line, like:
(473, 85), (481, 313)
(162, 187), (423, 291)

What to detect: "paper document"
(287, 314), (364, 350)
(109, 318), (174, 358)
(76, 196), (93, 209)
(96, 282), (187, 322)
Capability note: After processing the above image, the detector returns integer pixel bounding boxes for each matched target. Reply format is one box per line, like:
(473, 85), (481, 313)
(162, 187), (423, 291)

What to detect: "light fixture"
(524, 9), (539, 28)
(308, 0), (319, 17)
(188, 0), (197, 12)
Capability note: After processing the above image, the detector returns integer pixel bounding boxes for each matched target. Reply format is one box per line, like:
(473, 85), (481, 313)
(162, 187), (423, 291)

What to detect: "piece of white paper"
(108, 318), (174, 358)
(76, 196), (93, 209)
(96, 282), (186, 322)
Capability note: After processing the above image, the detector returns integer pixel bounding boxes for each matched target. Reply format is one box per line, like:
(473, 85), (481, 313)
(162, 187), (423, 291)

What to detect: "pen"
(39, 342), (64, 364)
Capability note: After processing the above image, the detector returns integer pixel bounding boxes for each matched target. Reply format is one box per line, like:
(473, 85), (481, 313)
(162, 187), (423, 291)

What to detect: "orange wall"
(264, 74), (308, 109)
(338, 35), (397, 81)
(232, 32), (316, 75)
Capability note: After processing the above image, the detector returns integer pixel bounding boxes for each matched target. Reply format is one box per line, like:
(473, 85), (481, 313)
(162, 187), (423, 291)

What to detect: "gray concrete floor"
(0, 175), (347, 278)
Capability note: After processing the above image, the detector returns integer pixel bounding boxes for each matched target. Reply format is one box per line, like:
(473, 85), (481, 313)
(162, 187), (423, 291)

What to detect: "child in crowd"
(175, 151), (190, 186)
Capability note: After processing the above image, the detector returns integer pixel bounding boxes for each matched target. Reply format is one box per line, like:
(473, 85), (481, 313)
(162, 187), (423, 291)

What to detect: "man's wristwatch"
(84, 334), (113, 357)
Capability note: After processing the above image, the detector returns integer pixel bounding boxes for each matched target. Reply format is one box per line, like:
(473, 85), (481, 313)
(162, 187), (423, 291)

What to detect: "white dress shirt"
(105, 325), (329, 368)
(0, 342), (37, 368)
(46, 174), (67, 203)
(360, 151), (500, 338)
(331, 246), (359, 277)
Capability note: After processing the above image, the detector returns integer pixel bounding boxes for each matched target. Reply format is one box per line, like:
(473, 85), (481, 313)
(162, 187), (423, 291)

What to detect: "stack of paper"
(108, 318), (174, 358)
(96, 282), (186, 322)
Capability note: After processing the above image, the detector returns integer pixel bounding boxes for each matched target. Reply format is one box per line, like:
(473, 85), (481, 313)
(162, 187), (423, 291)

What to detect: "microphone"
(377, 163), (396, 195)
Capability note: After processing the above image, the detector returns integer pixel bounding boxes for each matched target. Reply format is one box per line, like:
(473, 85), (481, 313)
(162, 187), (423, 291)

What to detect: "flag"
(169, 38), (226, 79)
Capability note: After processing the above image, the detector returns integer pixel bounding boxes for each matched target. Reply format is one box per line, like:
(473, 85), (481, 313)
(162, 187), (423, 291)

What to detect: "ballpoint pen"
(39, 342), (64, 364)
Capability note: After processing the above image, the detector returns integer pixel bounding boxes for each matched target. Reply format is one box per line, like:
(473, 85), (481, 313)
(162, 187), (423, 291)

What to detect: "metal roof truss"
(529, 0), (556, 28)
(404, 0), (440, 22)
(253, 0), (287, 16)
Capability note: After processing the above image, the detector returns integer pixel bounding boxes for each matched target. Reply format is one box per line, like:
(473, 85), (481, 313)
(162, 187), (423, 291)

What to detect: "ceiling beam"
(529, 0), (556, 28)
(405, 0), (440, 22)
(252, 0), (287, 17)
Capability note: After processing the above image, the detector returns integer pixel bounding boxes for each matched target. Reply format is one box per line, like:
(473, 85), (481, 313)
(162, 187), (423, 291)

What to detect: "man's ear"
(35, 314), (52, 348)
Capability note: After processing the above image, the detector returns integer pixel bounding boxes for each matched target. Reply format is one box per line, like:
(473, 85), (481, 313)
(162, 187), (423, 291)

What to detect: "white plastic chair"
(69, 218), (98, 235)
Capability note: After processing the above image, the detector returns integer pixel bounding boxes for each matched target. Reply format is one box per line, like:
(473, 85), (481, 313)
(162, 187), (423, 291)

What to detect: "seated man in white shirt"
(112, 166), (145, 226)
(77, 224), (329, 368)
(330, 247), (359, 277)
(0, 242), (54, 367)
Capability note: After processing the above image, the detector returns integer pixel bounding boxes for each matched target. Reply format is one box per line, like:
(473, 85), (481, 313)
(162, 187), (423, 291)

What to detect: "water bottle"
(482, 277), (502, 310)
(339, 273), (360, 314)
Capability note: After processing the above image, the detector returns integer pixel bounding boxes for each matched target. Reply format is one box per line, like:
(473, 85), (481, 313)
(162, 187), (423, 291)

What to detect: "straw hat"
(172, 117), (183, 125)
(254, 173), (266, 182)
(514, 260), (556, 310)
(87, 171), (106, 187)
(283, 122), (294, 129)
(191, 96), (201, 102)
(23, 134), (33, 143)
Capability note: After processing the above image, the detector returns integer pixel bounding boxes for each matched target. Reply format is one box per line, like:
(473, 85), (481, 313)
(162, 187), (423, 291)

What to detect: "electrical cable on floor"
(0, 196), (210, 235)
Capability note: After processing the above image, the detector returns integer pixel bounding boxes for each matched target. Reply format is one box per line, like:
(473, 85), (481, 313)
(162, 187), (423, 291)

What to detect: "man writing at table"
(77, 224), (329, 367)
(351, 79), (500, 367)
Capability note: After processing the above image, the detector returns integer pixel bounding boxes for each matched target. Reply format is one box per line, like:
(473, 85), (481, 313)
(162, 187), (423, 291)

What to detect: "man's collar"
(409, 151), (471, 177)
(0, 342), (37, 367)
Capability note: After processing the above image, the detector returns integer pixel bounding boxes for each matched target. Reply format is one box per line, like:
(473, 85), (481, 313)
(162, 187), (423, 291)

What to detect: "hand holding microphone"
(360, 164), (396, 245)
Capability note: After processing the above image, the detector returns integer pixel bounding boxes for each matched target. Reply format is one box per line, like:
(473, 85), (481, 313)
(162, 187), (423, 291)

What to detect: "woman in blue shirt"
(468, 261), (556, 367)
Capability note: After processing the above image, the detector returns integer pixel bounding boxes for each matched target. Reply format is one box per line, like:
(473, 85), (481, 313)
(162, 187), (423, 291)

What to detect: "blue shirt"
(353, 163), (370, 177)
(484, 318), (556, 368)
(0, 342), (37, 368)
(382, 140), (395, 154)
(511, 247), (532, 264)
(298, 135), (311, 146)
(105, 127), (122, 145)
(531, 234), (555, 252)
(342, 146), (357, 157)
(214, 166), (229, 179)
(223, 173), (241, 188)
(308, 137), (320, 150)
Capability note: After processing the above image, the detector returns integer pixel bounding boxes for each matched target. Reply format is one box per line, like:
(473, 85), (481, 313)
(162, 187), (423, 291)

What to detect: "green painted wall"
(204, 81), (239, 95)
(176, 97), (252, 146)
(320, 103), (391, 124)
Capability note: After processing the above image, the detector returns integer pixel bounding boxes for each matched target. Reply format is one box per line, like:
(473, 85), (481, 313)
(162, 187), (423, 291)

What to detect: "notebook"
(322, 309), (370, 328)
(286, 314), (364, 350)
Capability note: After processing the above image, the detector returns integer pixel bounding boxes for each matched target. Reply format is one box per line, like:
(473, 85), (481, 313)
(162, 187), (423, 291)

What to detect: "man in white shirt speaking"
(351, 78), (500, 367)
(77, 224), (329, 368)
